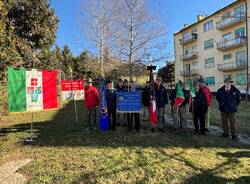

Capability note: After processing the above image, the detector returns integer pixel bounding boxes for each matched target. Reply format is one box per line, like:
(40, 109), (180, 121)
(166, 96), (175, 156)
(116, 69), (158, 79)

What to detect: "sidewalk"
(165, 114), (250, 145)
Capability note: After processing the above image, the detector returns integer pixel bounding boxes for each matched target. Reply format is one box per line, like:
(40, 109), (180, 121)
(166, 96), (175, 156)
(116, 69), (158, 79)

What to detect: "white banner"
(26, 69), (43, 111)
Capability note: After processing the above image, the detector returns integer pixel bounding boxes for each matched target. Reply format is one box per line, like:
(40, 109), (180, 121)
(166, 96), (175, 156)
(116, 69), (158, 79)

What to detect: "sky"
(51, 0), (236, 59)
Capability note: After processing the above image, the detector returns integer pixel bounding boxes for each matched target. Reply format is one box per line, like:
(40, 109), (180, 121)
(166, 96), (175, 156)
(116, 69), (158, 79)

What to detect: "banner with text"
(61, 80), (84, 101)
(117, 91), (141, 113)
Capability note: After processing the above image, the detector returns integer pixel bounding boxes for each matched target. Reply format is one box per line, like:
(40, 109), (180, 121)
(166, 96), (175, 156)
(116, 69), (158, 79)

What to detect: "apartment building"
(174, 0), (249, 92)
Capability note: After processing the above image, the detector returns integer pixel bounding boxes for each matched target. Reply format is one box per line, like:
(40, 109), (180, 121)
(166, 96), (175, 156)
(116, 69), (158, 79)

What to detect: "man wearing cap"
(127, 80), (140, 132)
(106, 80), (117, 130)
(84, 78), (100, 130)
(153, 76), (168, 132)
(216, 76), (241, 140)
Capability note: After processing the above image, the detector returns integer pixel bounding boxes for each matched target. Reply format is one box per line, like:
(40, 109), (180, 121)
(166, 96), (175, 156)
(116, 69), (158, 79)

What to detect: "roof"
(174, 0), (245, 35)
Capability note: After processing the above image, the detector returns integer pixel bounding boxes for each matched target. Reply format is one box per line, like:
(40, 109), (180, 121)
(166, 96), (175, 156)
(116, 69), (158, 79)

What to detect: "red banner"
(61, 80), (84, 91)
(42, 70), (58, 109)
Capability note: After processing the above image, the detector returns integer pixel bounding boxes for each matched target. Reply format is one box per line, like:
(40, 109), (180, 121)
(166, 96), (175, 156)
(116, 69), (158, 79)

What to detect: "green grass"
(1, 86), (250, 183)
(0, 101), (250, 184)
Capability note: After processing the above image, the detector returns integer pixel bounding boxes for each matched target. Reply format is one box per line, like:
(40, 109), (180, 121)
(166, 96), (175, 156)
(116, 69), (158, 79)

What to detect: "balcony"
(217, 37), (246, 51)
(180, 51), (198, 61)
(218, 60), (247, 72)
(217, 14), (246, 30)
(180, 69), (199, 77)
(180, 33), (198, 45)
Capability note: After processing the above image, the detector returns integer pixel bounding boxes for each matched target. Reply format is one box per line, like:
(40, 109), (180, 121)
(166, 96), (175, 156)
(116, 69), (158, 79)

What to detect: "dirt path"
(0, 159), (32, 184)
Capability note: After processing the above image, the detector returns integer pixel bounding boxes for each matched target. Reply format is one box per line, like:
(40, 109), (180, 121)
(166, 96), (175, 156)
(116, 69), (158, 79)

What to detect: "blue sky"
(51, 0), (235, 59)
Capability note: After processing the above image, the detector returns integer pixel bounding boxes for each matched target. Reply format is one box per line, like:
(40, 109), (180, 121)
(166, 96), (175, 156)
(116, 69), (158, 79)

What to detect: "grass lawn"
(0, 85), (250, 184)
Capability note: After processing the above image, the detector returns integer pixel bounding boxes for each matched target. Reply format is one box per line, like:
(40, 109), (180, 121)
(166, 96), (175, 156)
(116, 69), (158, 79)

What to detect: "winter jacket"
(84, 85), (99, 108)
(169, 88), (189, 107)
(142, 86), (151, 107)
(116, 85), (125, 92)
(203, 86), (212, 107)
(216, 85), (241, 113)
(154, 84), (168, 108)
(106, 89), (117, 111)
(194, 88), (208, 113)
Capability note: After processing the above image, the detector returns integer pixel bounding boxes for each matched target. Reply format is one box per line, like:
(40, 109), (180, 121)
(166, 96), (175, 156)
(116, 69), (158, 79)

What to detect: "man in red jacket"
(198, 78), (212, 132)
(84, 78), (100, 130)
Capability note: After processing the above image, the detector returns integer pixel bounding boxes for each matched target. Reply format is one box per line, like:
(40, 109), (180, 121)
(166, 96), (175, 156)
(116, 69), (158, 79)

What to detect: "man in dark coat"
(216, 76), (241, 140)
(169, 81), (189, 130)
(106, 80), (117, 131)
(193, 80), (208, 135)
(142, 81), (150, 121)
(116, 78), (125, 125)
(127, 80), (141, 132)
(154, 76), (168, 131)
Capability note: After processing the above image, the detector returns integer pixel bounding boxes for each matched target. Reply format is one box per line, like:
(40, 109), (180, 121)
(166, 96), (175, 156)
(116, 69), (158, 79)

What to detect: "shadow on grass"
(1, 101), (250, 150)
(182, 151), (250, 184)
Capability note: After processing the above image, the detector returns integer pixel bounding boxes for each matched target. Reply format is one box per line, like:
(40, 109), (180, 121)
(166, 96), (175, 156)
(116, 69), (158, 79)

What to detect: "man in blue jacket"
(216, 76), (241, 140)
(154, 76), (168, 132)
(106, 80), (117, 131)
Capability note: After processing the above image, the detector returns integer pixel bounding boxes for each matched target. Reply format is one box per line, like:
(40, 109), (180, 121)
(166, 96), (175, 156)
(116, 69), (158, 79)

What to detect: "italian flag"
(8, 68), (58, 112)
(149, 98), (157, 126)
(173, 82), (185, 107)
(188, 80), (196, 104)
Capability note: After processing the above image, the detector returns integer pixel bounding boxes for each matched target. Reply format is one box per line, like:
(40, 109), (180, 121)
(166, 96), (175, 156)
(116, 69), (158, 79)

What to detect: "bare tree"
(111, 0), (167, 80)
(78, 0), (114, 77)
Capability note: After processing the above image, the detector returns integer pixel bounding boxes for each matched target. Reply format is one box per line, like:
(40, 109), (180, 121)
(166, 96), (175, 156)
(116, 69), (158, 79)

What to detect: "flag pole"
(25, 112), (35, 143)
(70, 67), (78, 121)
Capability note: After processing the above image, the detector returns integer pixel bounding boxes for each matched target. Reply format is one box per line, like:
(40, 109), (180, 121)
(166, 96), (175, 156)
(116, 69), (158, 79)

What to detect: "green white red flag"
(173, 82), (185, 107)
(8, 68), (58, 112)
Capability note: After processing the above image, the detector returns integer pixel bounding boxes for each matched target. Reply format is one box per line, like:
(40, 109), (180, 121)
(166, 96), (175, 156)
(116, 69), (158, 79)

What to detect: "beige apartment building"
(174, 0), (249, 93)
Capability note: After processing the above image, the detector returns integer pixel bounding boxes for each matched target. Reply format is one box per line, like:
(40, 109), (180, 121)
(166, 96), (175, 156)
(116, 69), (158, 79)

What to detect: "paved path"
(165, 114), (250, 145)
(0, 159), (32, 184)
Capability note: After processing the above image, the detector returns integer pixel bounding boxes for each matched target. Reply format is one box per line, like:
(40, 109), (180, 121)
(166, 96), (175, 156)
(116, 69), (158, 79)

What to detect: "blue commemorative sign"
(117, 91), (141, 112)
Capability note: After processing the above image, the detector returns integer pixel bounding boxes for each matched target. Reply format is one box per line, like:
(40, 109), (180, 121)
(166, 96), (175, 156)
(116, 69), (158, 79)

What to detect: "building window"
(235, 27), (245, 38)
(234, 4), (245, 17)
(236, 73), (246, 85)
(236, 50), (246, 66)
(204, 39), (214, 50)
(205, 77), (215, 86)
(203, 20), (213, 32)
(191, 28), (197, 33)
(192, 62), (198, 67)
(205, 57), (215, 68)
(223, 54), (232, 61)
(223, 32), (231, 41)
(222, 11), (231, 19)
(183, 32), (190, 40)
(191, 44), (197, 51)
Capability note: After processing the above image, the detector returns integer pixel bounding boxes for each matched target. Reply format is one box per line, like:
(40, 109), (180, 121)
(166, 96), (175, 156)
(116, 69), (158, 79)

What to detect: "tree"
(0, 0), (59, 81)
(61, 45), (74, 79)
(79, 0), (114, 77)
(158, 62), (175, 83)
(111, 0), (167, 80)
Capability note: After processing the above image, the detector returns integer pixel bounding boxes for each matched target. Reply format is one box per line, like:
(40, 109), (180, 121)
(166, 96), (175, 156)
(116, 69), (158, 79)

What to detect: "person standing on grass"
(169, 81), (189, 131)
(192, 80), (208, 135)
(153, 76), (168, 132)
(106, 80), (117, 131)
(142, 81), (151, 121)
(84, 78), (99, 131)
(216, 76), (241, 140)
(198, 77), (212, 132)
(127, 80), (140, 132)
(116, 78), (125, 126)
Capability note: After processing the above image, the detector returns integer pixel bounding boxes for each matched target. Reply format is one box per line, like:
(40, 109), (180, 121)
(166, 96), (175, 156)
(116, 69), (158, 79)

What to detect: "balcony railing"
(180, 51), (198, 61)
(217, 13), (246, 30)
(218, 60), (247, 71)
(180, 69), (199, 77)
(180, 33), (198, 45)
(217, 37), (246, 51)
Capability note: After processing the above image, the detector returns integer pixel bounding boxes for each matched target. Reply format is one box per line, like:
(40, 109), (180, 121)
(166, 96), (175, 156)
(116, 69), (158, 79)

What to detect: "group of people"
(83, 75), (241, 141)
